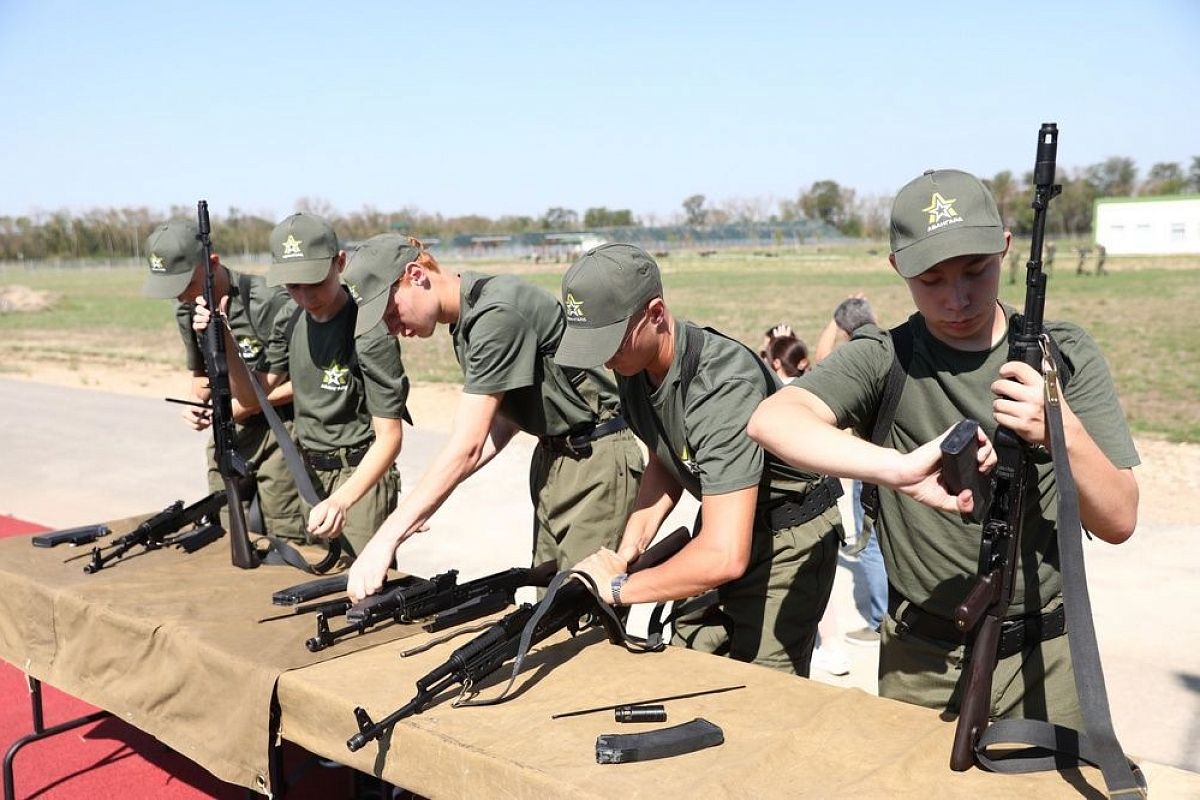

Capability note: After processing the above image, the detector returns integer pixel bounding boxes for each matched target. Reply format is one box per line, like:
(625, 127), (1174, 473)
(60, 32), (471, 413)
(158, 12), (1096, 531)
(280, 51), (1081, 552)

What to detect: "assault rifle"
(946, 123), (1062, 770)
(306, 561), (558, 652)
(196, 200), (257, 569)
(79, 491), (227, 573)
(347, 527), (691, 752)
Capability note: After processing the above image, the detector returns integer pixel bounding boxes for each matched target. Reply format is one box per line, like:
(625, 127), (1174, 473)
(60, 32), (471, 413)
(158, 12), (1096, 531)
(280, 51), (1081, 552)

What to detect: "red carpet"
(0, 517), (354, 799)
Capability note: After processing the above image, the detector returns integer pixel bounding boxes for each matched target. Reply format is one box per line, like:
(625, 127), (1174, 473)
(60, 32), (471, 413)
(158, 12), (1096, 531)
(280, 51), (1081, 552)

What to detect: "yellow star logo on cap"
(923, 192), (959, 225)
(149, 253), (165, 272)
(281, 234), (304, 259)
(564, 293), (584, 319)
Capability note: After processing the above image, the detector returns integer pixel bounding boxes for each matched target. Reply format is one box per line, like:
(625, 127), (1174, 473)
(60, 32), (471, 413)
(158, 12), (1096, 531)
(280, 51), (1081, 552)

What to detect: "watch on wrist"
(610, 572), (629, 606)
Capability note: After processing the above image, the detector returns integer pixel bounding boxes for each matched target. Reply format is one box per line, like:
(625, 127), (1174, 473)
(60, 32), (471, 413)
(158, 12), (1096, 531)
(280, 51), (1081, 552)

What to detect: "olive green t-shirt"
(450, 272), (619, 437)
(264, 291), (409, 450)
(175, 268), (291, 372)
(619, 320), (820, 501)
(794, 304), (1138, 618)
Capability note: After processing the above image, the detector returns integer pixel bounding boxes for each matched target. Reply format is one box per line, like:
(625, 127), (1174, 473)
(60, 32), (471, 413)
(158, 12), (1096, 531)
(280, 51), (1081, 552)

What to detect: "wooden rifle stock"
(950, 611), (1003, 770)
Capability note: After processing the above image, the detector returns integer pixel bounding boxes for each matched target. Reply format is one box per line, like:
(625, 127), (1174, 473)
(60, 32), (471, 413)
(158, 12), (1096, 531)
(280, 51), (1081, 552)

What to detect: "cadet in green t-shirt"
(192, 214), (409, 559)
(341, 234), (643, 603)
(143, 219), (305, 539)
(750, 169), (1139, 725)
(555, 244), (845, 676)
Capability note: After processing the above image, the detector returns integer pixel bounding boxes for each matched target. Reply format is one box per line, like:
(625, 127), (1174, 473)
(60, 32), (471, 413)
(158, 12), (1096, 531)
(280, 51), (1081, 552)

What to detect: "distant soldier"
(143, 220), (305, 539)
(1095, 243), (1108, 276)
(1075, 246), (1091, 275)
(1045, 241), (1056, 276)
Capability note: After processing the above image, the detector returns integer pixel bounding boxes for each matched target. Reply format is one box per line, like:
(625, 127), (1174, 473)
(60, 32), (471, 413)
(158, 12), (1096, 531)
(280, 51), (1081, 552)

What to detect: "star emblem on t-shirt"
(320, 361), (350, 392)
(238, 336), (263, 361)
(922, 192), (959, 226)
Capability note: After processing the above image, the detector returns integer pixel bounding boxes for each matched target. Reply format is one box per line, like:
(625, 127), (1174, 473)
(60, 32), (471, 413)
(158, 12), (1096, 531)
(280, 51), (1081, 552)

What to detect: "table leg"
(3, 676), (112, 800)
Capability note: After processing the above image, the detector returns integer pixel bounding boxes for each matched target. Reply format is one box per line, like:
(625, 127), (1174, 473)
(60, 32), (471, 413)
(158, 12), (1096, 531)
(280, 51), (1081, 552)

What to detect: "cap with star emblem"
(142, 219), (205, 299)
(342, 233), (423, 337)
(267, 213), (340, 286)
(554, 243), (662, 369)
(890, 169), (1005, 278)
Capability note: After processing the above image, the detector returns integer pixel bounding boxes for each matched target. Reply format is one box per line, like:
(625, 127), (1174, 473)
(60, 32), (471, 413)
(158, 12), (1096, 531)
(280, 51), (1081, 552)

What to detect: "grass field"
(1, 242), (1197, 442)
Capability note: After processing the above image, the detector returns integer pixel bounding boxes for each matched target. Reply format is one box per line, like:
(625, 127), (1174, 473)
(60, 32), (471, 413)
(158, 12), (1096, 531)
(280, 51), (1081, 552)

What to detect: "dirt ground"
(10, 359), (1196, 528)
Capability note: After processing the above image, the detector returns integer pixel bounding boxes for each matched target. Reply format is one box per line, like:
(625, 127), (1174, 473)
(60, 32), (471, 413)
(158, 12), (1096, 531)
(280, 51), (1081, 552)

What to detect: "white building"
(1093, 195), (1200, 255)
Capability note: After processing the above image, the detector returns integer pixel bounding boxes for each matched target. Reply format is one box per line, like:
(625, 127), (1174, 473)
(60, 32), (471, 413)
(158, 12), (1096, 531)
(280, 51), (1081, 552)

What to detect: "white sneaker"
(811, 647), (850, 676)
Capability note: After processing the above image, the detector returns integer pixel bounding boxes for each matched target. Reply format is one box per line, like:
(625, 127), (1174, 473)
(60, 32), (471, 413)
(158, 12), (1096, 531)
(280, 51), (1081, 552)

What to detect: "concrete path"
(0, 377), (1195, 774)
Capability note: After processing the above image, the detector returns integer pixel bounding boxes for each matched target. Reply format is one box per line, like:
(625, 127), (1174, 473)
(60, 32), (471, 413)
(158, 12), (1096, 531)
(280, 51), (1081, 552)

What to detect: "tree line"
(2, 157), (1197, 261)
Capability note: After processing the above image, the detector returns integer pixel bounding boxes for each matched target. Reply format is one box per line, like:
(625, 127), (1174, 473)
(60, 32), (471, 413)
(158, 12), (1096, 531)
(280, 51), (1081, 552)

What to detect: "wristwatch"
(610, 572), (629, 606)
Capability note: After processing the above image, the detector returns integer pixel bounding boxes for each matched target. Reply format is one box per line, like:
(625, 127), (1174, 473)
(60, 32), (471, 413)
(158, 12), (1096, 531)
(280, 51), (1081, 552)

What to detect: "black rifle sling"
(223, 309), (340, 574)
(973, 349), (1143, 797)
(858, 322), (914, 540)
(457, 567), (666, 708)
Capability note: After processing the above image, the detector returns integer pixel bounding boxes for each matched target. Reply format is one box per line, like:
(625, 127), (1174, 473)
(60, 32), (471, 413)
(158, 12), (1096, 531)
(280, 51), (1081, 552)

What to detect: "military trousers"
(528, 428), (644, 570)
(301, 460), (400, 561)
(879, 596), (1083, 729)
(673, 504), (843, 676)
(205, 415), (305, 539)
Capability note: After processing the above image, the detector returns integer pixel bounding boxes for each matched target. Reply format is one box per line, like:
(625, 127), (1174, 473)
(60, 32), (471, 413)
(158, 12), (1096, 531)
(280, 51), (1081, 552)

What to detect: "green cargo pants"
(879, 597), (1082, 728)
(673, 504), (843, 676)
(529, 428), (644, 570)
(301, 462), (400, 561)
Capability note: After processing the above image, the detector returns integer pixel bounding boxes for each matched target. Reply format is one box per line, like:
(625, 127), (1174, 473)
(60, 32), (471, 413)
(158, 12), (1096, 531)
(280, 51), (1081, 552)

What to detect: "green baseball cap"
(267, 213), (339, 286)
(554, 243), (663, 369)
(142, 220), (204, 299)
(890, 169), (1005, 278)
(343, 233), (423, 337)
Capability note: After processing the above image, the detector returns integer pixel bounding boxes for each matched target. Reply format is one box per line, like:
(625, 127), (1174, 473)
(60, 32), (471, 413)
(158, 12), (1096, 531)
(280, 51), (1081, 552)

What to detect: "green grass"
(2, 243), (1198, 442)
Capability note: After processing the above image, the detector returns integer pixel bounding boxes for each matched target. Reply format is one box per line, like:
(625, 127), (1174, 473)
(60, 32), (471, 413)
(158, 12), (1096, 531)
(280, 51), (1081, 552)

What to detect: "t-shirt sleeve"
(1053, 323), (1140, 469)
(174, 302), (203, 372)
(356, 323), (410, 420)
(264, 301), (299, 377)
(792, 327), (893, 438)
(459, 304), (540, 395)
(685, 376), (766, 496)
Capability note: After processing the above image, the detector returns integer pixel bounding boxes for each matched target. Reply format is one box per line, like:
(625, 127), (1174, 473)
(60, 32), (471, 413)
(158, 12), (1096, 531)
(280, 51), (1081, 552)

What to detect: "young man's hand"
(890, 423), (995, 515)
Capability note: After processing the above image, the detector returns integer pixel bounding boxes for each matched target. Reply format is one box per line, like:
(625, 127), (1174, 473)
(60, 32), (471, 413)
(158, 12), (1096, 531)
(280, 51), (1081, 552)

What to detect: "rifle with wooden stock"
(946, 122), (1062, 771)
(196, 200), (257, 569)
(944, 125), (1143, 798)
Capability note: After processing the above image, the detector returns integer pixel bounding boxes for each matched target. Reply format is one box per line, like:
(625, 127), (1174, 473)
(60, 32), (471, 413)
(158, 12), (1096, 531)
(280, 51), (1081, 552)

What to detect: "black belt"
(757, 476), (843, 532)
(539, 417), (629, 457)
(301, 442), (371, 471)
(888, 587), (1068, 660)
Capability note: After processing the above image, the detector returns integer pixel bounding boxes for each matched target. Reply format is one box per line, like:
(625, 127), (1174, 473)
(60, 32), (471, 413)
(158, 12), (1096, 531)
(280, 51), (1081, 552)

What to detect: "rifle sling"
(973, 380), (1144, 797)
(222, 316), (341, 574)
(456, 568), (665, 708)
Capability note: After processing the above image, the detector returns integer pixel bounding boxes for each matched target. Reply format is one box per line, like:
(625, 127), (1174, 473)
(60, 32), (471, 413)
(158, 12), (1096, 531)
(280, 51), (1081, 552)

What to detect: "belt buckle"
(564, 433), (592, 457)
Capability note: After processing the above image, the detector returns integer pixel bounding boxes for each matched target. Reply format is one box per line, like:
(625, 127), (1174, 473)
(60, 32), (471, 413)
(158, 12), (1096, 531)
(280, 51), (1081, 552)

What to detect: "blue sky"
(1, 1), (1196, 222)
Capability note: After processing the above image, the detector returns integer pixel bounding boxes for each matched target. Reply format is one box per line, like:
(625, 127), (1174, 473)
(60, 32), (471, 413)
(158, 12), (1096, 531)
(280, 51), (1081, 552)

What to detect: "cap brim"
(893, 225), (1005, 278)
(354, 289), (389, 338)
(142, 270), (195, 300)
(554, 317), (629, 369)
(266, 258), (331, 287)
